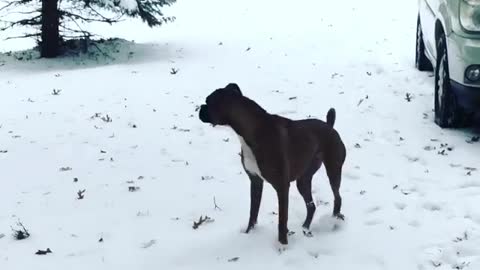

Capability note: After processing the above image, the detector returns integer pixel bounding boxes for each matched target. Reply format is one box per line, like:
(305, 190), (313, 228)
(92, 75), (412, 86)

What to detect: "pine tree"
(0, 0), (176, 58)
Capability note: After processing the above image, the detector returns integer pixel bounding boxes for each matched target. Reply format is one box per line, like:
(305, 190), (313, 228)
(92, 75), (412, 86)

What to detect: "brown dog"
(199, 83), (346, 245)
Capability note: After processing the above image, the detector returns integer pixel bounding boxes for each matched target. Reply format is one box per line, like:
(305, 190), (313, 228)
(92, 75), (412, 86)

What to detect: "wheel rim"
(416, 25), (422, 64)
(437, 54), (446, 109)
(436, 49), (460, 126)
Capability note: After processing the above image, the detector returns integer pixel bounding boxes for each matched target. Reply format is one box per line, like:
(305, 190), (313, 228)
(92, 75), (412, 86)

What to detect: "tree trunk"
(40, 0), (60, 58)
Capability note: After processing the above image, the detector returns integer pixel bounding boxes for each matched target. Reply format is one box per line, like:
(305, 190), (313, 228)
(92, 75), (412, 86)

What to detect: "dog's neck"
(227, 97), (267, 143)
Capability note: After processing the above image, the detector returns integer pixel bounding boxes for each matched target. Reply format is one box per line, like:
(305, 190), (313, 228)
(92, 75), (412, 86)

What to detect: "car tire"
(416, 16), (433, 71)
(434, 34), (470, 128)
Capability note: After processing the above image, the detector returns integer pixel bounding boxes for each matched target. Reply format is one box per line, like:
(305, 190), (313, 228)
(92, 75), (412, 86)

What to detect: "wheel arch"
(435, 20), (445, 49)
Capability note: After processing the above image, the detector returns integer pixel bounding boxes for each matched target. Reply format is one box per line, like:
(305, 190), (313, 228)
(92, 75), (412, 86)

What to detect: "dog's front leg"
(276, 184), (289, 245)
(246, 173), (263, 233)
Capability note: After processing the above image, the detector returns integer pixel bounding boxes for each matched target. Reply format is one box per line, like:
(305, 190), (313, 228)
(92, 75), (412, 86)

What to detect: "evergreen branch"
(60, 34), (92, 39)
(4, 32), (40, 40)
(62, 13), (90, 36)
(0, 0), (35, 13)
(60, 10), (120, 24)
(0, 1), (19, 12)
(0, 15), (41, 31)
(85, 5), (122, 24)
(60, 25), (92, 37)
(8, 9), (40, 15)
(134, 1), (176, 27)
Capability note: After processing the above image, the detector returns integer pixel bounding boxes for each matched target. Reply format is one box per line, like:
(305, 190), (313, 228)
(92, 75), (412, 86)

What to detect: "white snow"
(118, 0), (139, 12)
(1, 0), (480, 269)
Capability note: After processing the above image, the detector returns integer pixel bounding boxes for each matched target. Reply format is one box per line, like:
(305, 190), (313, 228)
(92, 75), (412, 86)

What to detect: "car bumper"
(450, 79), (480, 110)
(447, 32), (480, 84)
(447, 32), (480, 110)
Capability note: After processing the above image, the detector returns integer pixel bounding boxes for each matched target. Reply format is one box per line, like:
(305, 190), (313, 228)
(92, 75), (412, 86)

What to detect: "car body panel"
(450, 80), (480, 108)
(418, 0), (480, 110)
(448, 32), (480, 86)
(419, 0), (437, 60)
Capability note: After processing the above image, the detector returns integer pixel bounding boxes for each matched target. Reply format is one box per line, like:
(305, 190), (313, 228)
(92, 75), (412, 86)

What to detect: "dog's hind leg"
(325, 161), (344, 220)
(296, 161), (322, 229)
(297, 177), (316, 229)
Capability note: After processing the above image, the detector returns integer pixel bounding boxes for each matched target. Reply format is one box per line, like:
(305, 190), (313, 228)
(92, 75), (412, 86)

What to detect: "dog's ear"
(225, 83), (242, 96)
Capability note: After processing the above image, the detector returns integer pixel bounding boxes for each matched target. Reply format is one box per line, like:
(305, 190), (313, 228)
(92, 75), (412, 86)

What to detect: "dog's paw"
(277, 246), (289, 254)
(278, 235), (289, 245)
(303, 229), (314, 238)
(245, 223), (255, 234)
(275, 240), (290, 254)
(334, 213), (345, 221)
(276, 244), (288, 254)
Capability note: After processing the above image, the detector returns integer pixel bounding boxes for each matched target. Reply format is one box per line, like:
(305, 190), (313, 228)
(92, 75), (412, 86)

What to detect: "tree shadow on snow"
(0, 38), (179, 73)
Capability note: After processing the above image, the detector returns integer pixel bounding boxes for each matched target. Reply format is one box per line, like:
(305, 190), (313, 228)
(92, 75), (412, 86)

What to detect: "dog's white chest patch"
(238, 136), (267, 181)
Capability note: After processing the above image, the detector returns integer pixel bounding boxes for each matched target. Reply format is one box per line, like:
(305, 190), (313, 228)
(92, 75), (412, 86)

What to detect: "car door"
(419, 0), (437, 62)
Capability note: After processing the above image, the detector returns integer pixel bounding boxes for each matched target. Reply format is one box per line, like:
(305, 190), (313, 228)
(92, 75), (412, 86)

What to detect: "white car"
(416, 0), (480, 128)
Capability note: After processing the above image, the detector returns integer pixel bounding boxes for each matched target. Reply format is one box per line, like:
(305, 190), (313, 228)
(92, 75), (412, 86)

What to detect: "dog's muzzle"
(199, 105), (210, 123)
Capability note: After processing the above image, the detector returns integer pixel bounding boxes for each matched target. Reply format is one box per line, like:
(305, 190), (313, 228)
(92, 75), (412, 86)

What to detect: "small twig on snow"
(77, 189), (86, 199)
(128, 186), (140, 192)
(35, 248), (52, 255)
(101, 114), (112, 123)
(405, 93), (413, 102)
(52, 89), (61, 95)
(192, 216), (214, 230)
(213, 196), (222, 211)
(11, 221), (30, 240)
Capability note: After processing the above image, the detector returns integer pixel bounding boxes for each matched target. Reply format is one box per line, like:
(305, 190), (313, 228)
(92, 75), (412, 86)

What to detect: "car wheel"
(416, 16), (433, 71)
(434, 34), (470, 128)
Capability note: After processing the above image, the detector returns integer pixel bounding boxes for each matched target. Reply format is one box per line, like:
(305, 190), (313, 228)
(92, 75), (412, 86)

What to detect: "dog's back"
(265, 110), (345, 181)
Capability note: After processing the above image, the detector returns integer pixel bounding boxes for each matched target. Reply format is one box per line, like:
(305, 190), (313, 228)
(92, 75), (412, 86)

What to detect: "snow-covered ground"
(1, 0), (480, 269)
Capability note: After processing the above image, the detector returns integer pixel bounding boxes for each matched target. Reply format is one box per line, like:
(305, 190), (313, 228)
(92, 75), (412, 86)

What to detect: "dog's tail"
(326, 108), (336, 127)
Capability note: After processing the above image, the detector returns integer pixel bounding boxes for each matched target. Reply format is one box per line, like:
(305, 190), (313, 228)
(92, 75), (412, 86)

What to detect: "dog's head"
(199, 83), (243, 126)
